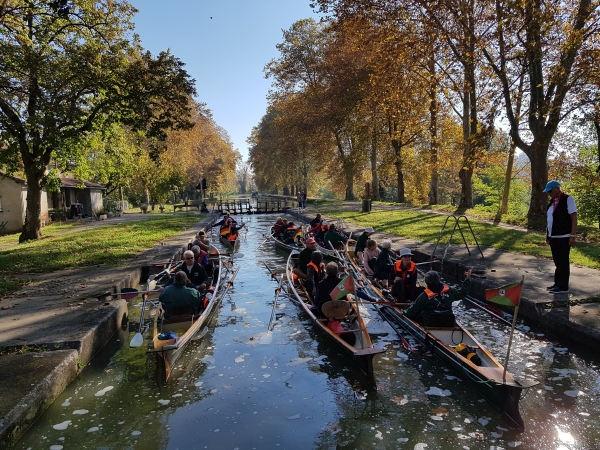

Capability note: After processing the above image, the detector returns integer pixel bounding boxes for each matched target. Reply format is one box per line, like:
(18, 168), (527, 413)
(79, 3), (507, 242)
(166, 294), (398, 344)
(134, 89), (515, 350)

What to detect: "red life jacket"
(424, 285), (450, 298)
(227, 232), (237, 241)
(394, 261), (417, 281)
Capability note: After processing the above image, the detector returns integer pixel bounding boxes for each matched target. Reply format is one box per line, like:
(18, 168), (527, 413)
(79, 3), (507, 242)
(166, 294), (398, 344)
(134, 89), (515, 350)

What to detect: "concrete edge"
(0, 349), (79, 448)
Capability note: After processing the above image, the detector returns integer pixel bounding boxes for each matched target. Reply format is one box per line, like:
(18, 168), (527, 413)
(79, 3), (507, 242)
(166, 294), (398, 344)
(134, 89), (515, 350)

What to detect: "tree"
(480, 0), (600, 227)
(0, 1), (196, 241)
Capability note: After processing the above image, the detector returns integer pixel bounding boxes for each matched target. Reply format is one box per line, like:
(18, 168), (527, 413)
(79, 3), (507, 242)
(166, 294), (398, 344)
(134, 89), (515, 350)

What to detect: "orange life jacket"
(227, 233), (237, 241)
(321, 224), (329, 233)
(424, 285), (450, 298)
(307, 261), (324, 274)
(394, 261), (417, 281)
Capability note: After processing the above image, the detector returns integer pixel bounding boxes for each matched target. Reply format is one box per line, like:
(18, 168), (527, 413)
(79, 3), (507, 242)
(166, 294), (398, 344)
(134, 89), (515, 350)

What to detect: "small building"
(48, 177), (105, 218)
(0, 172), (49, 234)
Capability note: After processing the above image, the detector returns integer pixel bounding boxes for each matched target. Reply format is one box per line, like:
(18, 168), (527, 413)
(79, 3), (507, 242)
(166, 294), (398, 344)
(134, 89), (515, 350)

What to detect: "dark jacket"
(175, 262), (208, 288)
(315, 275), (342, 310)
(298, 248), (337, 274)
(404, 279), (471, 320)
(355, 232), (370, 254)
(374, 248), (395, 277)
(159, 284), (202, 316)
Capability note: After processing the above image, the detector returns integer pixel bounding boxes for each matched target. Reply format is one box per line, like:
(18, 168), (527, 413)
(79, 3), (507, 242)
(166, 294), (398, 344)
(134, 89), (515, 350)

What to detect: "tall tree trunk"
(428, 52), (439, 205)
(371, 126), (379, 201)
(459, 65), (476, 208)
(20, 172), (43, 242)
(344, 160), (355, 200)
(500, 138), (516, 215)
(391, 140), (405, 203)
(525, 144), (549, 229)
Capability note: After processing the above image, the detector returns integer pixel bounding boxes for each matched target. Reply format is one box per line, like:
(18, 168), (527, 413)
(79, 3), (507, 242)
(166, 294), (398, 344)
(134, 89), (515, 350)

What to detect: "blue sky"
(130, 1), (321, 162)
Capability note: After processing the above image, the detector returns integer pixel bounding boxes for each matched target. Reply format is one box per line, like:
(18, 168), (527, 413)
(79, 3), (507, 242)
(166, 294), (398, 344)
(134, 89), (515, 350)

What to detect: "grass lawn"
(321, 208), (600, 270)
(0, 214), (201, 297)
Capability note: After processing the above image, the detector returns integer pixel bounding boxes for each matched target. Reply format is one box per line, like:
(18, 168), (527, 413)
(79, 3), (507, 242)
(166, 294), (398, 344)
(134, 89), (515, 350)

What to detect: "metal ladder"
(431, 214), (484, 263)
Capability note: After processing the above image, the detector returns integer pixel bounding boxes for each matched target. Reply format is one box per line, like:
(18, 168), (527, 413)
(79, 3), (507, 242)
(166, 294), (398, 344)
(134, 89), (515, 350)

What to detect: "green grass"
(322, 208), (600, 269)
(0, 215), (201, 277)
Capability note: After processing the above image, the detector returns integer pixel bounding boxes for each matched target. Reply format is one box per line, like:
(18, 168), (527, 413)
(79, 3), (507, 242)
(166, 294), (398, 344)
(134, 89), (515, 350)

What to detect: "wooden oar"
(267, 274), (285, 332)
(130, 293), (148, 347)
(254, 233), (273, 251)
(463, 295), (522, 329)
(110, 287), (161, 300)
(264, 262), (277, 280)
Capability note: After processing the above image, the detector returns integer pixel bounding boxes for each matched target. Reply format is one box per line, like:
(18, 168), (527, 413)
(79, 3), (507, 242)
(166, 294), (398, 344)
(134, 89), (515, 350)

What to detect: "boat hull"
(343, 241), (536, 430)
(286, 252), (384, 384)
(151, 246), (224, 381)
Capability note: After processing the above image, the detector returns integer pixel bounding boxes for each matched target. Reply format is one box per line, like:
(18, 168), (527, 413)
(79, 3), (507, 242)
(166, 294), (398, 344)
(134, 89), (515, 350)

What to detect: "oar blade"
(130, 332), (143, 348)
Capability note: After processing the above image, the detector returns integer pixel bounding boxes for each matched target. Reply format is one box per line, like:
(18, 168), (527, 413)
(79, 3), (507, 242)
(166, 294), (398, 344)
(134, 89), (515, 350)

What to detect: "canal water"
(15, 215), (600, 450)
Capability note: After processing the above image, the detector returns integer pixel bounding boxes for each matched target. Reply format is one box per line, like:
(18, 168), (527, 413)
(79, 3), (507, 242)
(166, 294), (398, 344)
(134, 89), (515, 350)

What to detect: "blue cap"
(543, 180), (561, 192)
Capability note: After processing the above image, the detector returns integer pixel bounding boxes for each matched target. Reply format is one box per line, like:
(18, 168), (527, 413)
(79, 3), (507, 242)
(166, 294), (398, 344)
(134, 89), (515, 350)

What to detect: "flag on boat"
(329, 275), (355, 301)
(485, 281), (523, 307)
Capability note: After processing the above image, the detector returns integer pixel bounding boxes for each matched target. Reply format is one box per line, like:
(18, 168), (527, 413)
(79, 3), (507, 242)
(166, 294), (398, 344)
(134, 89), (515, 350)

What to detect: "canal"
(15, 214), (600, 449)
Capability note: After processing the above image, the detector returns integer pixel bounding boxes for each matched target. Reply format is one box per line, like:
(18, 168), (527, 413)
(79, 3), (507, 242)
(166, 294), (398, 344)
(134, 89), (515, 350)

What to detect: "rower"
(174, 250), (208, 291)
(159, 271), (203, 318)
(400, 269), (472, 326)
(323, 224), (347, 250)
(355, 227), (375, 261)
(293, 237), (340, 280)
(390, 248), (423, 303)
(305, 251), (325, 299)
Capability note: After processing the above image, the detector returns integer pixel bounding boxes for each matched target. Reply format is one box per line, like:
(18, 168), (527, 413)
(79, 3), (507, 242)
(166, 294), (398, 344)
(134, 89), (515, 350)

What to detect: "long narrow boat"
(285, 251), (385, 384)
(344, 241), (537, 431)
(219, 233), (240, 253)
(150, 246), (226, 381)
(269, 226), (306, 252)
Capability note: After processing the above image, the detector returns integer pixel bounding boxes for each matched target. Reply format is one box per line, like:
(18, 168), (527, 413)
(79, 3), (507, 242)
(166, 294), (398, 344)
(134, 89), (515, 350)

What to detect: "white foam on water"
(508, 442), (522, 448)
(564, 390), (584, 398)
(452, 427), (462, 431)
(286, 414), (301, 420)
(52, 421), (71, 431)
(478, 417), (490, 426)
(157, 399), (170, 405)
(430, 415), (443, 421)
(491, 431), (503, 438)
(210, 389), (218, 394)
(374, 430), (383, 440)
(131, 430), (141, 436)
(72, 409), (88, 415)
(287, 357), (312, 366)
(578, 412), (590, 416)
(235, 355), (245, 363)
(414, 444), (428, 450)
(425, 387), (452, 397)
(49, 446), (63, 450)
(94, 386), (114, 397)
(397, 437), (408, 443)
(194, 381), (203, 387)
(61, 398), (71, 407)
(396, 351), (409, 361)
(87, 427), (99, 432)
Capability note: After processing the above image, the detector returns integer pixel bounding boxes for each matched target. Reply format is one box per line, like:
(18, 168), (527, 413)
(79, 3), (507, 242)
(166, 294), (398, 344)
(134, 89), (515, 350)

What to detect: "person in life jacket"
(227, 222), (246, 241)
(305, 251), (325, 299)
(314, 220), (329, 243)
(390, 248), (424, 303)
(273, 217), (284, 235)
(401, 269), (472, 324)
(283, 222), (299, 244)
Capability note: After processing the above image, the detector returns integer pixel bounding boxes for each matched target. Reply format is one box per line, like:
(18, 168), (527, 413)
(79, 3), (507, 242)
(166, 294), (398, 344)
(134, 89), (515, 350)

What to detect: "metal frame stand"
(431, 214), (484, 262)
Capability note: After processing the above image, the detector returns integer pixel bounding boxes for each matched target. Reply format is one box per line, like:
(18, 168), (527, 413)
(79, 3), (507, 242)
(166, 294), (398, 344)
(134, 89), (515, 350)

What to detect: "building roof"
(0, 171), (26, 184)
(60, 177), (105, 190)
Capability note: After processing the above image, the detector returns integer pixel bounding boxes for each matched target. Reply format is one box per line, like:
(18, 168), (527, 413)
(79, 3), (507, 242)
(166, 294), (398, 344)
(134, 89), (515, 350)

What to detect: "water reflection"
(15, 214), (600, 450)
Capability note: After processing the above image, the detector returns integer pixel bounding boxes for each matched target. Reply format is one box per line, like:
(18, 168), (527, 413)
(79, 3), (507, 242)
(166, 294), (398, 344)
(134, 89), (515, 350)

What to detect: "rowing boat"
(285, 251), (385, 384)
(219, 233), (240, 253)
(268, 226), (306, 252)
(150, 246), (226, 381)
(343, 241), (537, 430)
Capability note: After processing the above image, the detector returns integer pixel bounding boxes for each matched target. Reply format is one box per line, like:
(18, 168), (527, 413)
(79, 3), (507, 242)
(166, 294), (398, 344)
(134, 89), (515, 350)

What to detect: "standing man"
(544, 180), (577, 293)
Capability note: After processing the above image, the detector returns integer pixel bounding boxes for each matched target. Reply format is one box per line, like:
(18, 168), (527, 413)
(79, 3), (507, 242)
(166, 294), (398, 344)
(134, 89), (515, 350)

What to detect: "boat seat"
(162, 306), (198, 324)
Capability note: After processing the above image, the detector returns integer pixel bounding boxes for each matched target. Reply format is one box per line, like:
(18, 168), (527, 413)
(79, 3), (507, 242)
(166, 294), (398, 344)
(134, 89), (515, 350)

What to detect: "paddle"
(130, 293), (148, 347)
(267, 274), (285, 332)
(110, 287), (161, 300)
(254, 233), (272, 251)
(463, 295), (519, 329)
(264, 262), (277, 280)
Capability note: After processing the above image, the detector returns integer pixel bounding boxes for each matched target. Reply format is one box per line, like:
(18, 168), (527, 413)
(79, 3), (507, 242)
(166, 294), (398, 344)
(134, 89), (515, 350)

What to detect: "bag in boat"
(158, 331), (178, 340)
(455, 343), (482, 365)
(421, 310), (455, 327)
(327, 319), (356, 346)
